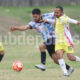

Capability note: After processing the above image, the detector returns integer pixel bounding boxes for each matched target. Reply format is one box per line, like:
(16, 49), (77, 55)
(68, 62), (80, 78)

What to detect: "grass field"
(0, 6), (80, 80)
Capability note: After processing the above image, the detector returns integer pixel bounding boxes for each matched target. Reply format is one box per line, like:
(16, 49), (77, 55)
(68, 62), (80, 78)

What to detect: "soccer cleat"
(35, 64), (46, 71)
(68, 67), (74, 75)
(63, 73), (70, 77)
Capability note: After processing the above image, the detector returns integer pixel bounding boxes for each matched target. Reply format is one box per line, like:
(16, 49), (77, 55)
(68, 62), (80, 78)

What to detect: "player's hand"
(39, 19), (47, 23)
(10, 27), (17, 31)
(77, 21), (80, 26)
(43, 19), (48, 23)
(39, 19), (43, 22)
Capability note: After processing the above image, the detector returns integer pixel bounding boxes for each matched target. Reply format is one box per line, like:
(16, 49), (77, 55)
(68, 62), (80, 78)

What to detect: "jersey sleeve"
(28, 21), (36, 29)
(60, 16), (78, 24)
(42, 12), (55, 19)
(67, 18), (78, 24)
(43, 12), (55, 24)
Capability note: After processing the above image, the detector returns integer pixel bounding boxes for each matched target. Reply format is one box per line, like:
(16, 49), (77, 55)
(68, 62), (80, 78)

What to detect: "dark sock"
(66, 64), (70, 70)
(41, 52), (46, 65)
(0, 54), (4, 62)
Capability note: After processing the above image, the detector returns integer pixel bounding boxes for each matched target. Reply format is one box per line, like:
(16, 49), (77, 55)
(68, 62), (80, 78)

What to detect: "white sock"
(58, 59), (68, 74)
(75, 56), (80, 62)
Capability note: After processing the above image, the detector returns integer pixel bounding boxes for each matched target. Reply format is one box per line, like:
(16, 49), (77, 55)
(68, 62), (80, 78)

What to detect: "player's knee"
(52, 54), (59, 64)
(67, 53), (75, 61)
(68, 57), (74, 61)
(56, 50), (64, 59)
(39, 45), (45, 51)
(68, 56), (75, 61)
(0, 51), (5, 55)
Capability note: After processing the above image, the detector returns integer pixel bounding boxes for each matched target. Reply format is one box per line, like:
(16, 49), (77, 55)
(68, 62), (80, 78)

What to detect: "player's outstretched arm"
(10, 25), (31, 31)
(67, 18), (80, 25)
(39, 19), (55, 24)
(45, 19), (55, 24)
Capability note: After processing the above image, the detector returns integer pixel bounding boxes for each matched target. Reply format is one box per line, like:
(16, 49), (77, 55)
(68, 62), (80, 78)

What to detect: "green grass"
(0, 43), (80, 80)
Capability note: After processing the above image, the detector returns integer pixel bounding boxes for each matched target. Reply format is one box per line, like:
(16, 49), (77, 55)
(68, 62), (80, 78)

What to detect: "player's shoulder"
(42, 12), (54, 18)
(29, 20), (36, 24)
(28, 20), (36, 27)
(60, 14), (70, 21)
(60, 14), (69, 19)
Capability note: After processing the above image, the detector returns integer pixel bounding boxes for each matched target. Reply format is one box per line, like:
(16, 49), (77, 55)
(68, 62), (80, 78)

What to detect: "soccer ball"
(12, 61), (23, 72)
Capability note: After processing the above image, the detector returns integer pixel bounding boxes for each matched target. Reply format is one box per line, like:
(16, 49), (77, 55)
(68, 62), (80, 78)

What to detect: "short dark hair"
(32, 8), (41, 15)
(56, 6), (63, 11)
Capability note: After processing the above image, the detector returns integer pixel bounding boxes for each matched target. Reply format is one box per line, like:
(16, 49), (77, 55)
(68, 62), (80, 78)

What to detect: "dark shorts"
(44, 38), (55, 57)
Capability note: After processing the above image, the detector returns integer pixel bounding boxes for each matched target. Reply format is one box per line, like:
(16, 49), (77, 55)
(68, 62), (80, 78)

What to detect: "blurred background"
(0, 0), (80, 6)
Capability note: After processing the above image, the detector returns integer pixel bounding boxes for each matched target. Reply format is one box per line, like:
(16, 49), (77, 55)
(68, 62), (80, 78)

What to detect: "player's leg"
(0, 51), (4, 62)
(56, 50), (69, 75)
(39, 44), (46, 65)
(0, 42), (5, 62)
(51, 53), (71, 70)
(35, 44), (46, 71)
(55, 44), (69, 76)
(51, 53), (74, 75)
(51, 53), (58, 64)
(66, 46), (80, 62)
(67, 53), (80, 62)
(46, 43), (71, 72)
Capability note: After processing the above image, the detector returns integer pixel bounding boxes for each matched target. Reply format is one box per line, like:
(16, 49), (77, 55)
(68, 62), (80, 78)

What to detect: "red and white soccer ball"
(12, 61), (23, 72)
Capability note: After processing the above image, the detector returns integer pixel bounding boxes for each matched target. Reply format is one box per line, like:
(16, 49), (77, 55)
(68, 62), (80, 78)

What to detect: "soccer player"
(0, 42), (5, 62)
(10, 8), (73, 75)
(54, 6), (80, 76)
(36, 43), (73, 73)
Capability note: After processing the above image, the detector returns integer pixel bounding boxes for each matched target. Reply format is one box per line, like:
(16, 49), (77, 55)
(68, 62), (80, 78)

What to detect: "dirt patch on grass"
(0, 14), (26, 35)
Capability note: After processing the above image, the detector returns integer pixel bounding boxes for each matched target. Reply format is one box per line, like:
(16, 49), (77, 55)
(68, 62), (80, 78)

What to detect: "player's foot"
(63, 73), (70, 77)
(35, 64), (46, 71)
(68, 67), (74, 75)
